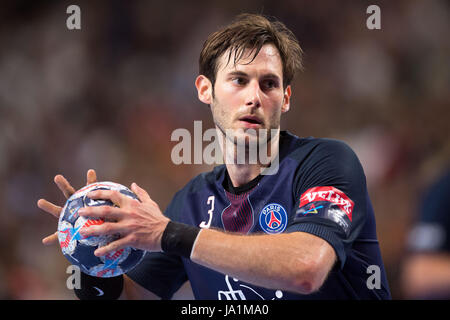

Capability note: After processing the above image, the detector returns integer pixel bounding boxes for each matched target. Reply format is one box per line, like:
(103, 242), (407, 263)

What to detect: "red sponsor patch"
(299, 186), (354, 221)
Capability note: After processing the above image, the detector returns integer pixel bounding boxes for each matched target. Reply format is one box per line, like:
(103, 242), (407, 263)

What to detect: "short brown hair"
(199, 13), (304, 89)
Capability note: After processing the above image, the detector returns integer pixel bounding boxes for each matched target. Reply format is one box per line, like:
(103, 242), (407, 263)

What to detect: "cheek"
(264, 93), (284, 112)
(220, 85), (243, 107)
(268, 109), (281, 128)
(265, 97), (284, 127)
(213, 86), (241, 114)
(210, 98), (231, 126)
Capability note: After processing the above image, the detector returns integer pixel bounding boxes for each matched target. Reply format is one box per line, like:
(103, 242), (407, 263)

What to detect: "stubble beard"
(210, 97), (281, 167)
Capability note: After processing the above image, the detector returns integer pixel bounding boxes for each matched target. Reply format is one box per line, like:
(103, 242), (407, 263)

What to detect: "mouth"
(238, 115), (263, 127)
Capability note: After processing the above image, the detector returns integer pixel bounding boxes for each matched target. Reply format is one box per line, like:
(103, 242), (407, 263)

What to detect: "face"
(196, 43), (291, 146)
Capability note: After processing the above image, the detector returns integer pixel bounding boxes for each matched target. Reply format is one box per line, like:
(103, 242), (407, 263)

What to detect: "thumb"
(131, 182), (152, 203)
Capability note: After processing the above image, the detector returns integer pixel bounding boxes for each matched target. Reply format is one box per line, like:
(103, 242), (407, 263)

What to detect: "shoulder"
(283, 134), (363, 178)
(284, 134), (368, 205)
(286, 134), (359, 165)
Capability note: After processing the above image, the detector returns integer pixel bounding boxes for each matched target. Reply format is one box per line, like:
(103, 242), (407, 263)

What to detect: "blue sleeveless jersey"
(127, 131), (391, 300)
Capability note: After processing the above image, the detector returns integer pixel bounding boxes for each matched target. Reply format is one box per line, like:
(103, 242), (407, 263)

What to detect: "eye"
(261, 79), (279, 90)
(231, 77), (247, 86)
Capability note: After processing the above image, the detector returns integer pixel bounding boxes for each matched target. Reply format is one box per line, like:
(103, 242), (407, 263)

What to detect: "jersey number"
(200, 196), (215, 229)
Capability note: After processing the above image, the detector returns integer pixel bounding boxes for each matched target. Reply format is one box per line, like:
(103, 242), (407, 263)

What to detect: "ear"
(281, 85), (291, 113)
(195, 75), (213, 105)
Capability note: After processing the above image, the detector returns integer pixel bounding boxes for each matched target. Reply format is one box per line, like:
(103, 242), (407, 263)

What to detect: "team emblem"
(259, 203), (287, 234)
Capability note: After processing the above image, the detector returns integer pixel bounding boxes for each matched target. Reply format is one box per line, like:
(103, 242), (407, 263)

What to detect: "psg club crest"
(259, 203), (287, 234)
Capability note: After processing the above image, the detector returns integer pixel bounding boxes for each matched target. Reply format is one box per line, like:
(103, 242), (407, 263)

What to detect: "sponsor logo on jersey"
(259, 203), (287, 234)
(299, 186), (354, 221)
(300, 203), (323, 215)
(218, 275), (284, 300)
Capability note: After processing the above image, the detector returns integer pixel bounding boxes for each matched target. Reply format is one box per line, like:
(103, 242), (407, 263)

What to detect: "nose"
(245, 80), (262, 108)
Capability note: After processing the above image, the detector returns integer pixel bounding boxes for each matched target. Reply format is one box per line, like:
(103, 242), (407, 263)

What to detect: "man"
(38, 13), (391, 300)
(402, 168), (450, 299)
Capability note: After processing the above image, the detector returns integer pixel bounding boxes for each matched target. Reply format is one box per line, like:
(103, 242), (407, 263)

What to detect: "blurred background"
(0, 0), (448, 299)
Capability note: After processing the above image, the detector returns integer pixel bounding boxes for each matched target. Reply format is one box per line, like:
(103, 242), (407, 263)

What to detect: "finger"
(54, 175), (76, 199)
(78, 206), (123, 221)
(42, 232), (58, 245)
(86, 169), (97, 185)
(37, 199), (63, 219)
(79, 222), (124, 238)
(87, 189), (126, 207)
(94, 236), (133, 257)
(131, 182), (152, 203)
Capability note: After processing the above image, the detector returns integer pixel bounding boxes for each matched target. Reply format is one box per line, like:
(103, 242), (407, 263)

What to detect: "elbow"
(292, 277), (323, 295)
(291, 260), (327, 295)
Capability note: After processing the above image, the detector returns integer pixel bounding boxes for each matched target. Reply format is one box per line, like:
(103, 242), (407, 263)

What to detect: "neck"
(217, 127), (280, 187)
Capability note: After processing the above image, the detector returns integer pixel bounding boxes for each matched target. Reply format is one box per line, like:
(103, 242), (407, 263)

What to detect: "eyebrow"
(227, 71), (248, 77)
(227, 71), (281, 80)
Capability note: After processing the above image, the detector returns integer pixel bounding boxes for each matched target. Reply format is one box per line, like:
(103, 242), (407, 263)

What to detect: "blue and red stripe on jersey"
(221, 189), (255, 233)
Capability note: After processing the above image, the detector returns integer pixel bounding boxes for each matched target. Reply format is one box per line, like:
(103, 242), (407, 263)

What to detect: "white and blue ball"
(57, 181), (146, 277)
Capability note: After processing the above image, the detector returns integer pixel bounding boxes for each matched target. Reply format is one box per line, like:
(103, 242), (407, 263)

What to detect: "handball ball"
(57, 181), (146, 277)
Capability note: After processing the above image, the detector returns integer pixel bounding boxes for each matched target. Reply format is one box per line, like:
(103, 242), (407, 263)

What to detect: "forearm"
(190, 228), (336, 294)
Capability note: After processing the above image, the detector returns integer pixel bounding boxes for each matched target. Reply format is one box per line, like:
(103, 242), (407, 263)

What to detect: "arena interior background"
(0, 0), (448, 299)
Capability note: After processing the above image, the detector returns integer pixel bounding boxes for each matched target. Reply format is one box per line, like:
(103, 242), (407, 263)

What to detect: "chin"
(229, 128), (270, 146)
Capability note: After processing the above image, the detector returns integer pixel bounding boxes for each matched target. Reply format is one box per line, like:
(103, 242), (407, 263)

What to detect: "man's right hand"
(37, 169), (98, 245)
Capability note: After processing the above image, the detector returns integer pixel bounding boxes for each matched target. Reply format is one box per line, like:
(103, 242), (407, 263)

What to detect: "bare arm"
(191, 228), (337, 294)
(79, 184), (337, 296)
(402, 253), (450, 298)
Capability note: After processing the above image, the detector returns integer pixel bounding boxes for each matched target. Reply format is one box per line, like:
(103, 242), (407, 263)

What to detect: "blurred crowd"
(0, 0), (448, 299)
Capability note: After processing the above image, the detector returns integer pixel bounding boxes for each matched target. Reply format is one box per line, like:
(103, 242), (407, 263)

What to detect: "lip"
(239, 116), (262, 129)
(238, 115), (263, 128)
